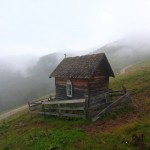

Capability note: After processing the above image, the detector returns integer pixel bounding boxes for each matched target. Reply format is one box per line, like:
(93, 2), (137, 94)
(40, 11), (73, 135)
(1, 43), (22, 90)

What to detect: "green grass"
(99, 106), (133, 120)
(110, 60), (150, 94)
(0, 113), (149, 150)
(0, 114), (87, 150)
(0, 59), (150, 150)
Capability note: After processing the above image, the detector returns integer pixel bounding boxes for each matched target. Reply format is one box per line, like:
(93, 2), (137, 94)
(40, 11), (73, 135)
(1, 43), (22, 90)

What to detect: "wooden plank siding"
(43, 99), (85, 104)
(89, 77), (109, 95)
(55, 64), (110, 107)
(55, 77), (88, 100)
(88, 67), (109, 105)
(55, 76), (109, 108)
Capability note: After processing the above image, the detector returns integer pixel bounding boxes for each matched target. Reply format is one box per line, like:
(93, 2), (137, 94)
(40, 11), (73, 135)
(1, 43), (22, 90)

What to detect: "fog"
(0, 54), (39, 77)
(1, 0), (150, 56)
(0, 38), (150, 113)
(0, 53), (58, 112)
(1, 0), (150, 112)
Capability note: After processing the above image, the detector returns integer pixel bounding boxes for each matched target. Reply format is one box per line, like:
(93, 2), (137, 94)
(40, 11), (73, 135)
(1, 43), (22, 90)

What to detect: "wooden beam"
(92, 94), (131, 122)
(61, 113), (85, 119)
(56, 107), (84, 111)
(42, 99), (85, 105)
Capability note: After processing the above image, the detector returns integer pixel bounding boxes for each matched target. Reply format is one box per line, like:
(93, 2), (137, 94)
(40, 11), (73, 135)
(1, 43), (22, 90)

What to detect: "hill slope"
(0, 53), (60, 112)
(92, 38), (150, 73)
(0, 59), (149, 150)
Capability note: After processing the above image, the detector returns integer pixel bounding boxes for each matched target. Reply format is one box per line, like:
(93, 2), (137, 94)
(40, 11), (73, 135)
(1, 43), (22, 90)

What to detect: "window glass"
(66, 80), (72, 97)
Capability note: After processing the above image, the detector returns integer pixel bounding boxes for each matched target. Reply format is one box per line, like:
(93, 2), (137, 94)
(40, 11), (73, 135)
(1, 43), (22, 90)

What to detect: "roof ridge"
(49, 53), (114, 78)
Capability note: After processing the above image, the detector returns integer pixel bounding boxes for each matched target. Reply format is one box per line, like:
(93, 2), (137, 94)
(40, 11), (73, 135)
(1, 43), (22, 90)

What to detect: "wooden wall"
(89, 76), (109, 96)
(88, 64), (109, 104)
(55, 64), (110, 102)
(55, 78), (88, 100)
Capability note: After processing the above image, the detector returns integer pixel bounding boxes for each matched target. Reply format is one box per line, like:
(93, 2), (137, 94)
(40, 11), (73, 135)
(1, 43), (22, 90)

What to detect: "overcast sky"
(1, 0), (150, 56)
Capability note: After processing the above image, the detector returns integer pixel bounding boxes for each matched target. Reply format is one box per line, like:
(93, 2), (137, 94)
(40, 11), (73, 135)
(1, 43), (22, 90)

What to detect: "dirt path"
(0, 105), (28, 121)
(120, 64), (133, 74)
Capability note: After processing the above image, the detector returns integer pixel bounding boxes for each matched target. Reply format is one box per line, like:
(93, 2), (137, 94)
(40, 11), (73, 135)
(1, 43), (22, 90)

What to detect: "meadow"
(0, 60), (149, 150)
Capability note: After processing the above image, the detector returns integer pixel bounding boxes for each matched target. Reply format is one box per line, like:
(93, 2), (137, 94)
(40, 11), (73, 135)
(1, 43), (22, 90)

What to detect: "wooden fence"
(92, 93), (131, 122)
(28, 98), (88, 119)
(28, 89), (131, 121)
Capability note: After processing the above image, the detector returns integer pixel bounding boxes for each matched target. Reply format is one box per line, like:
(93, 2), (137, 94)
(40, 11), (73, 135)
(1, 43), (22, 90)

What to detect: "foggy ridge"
(0, 37), (150, 112)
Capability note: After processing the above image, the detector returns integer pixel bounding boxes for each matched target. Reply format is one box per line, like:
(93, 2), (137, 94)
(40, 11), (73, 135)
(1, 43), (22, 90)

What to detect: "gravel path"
(120, 64), (133, 74)
(0, 105), (28, 121)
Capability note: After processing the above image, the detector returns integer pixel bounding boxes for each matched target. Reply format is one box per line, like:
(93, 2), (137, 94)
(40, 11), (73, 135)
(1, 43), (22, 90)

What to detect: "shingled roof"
(50, 53), (114, 79)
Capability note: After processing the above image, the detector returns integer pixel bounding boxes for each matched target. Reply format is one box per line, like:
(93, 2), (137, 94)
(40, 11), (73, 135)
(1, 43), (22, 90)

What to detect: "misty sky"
(1, 0), (150, 56)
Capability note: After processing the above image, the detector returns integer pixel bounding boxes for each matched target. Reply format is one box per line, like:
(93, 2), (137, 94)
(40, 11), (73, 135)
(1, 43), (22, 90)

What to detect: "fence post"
(108, 89), (112, 101)
(28, 101), (32, 117)
(42, 102), (45, 116)
(85, 95), (89, 119)
(28, 102), (30, 111)
(58, 104), (61, 117)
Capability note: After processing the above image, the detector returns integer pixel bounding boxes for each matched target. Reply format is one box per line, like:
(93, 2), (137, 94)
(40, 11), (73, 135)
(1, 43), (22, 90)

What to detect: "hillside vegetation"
(0, 59), (149, 150)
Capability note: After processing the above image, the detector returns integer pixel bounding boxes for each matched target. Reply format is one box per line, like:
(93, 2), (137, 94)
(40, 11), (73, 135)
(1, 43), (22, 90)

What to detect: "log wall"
(88, 66), (109, 104)
(55, 78), (88, 100)
(55, 65), (110, 103)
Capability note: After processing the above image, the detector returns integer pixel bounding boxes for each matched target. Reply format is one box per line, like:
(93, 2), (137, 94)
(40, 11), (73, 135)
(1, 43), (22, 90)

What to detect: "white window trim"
(66, 80), (72, 97)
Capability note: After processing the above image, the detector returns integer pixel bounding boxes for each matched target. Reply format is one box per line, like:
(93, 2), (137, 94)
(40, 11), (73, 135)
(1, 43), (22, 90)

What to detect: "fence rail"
(92, 93), (131, 122)
(28, 89), (131, 121)
(28, 98), (88, 119)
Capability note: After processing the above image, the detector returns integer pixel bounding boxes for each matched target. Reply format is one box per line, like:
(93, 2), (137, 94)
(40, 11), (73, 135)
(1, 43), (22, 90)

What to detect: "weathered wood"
(31, 110), (85, 118)
(55, 79), (87, 100)
(43, 99), (85, 105)
(55, 66), (110, 103)
(29, 96), (86, 119)
(92, 94), (131, 122)
(29, 103), (42, 107)
(89, 102), (112, 118)
(61, 113), (85, 119)
(29, 90), (131, 121)
(84, 96), (89, 119)
(89, 102), (112, 110)
(44, 107), (84, 111)
(32, 112), (59, 116)
(29, 107), (37, 111)
(30, 97), (49, 103)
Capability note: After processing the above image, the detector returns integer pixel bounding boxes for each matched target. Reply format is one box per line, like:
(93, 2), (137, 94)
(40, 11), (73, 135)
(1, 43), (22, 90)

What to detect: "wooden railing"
(28, 98), (88, 119)
(28, 96), (55, 111)
(92, 93), (131, 122)
(28, 89), (131, 121)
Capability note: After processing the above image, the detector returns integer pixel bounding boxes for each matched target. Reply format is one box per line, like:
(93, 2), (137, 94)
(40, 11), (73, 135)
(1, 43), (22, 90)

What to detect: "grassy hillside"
(0, 60), (149, 150)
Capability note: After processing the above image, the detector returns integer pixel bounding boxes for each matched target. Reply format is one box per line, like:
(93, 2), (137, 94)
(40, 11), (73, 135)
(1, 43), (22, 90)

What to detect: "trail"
(0, 105), (28, 121)
(120, 64), (133, 74)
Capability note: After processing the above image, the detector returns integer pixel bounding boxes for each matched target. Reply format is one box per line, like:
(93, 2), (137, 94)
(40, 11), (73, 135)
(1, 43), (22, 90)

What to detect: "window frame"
(66, 80), (72, 97)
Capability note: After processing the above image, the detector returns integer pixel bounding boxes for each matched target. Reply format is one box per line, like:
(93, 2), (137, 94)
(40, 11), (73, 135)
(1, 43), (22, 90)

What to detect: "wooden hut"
(49, 53), (114, 103)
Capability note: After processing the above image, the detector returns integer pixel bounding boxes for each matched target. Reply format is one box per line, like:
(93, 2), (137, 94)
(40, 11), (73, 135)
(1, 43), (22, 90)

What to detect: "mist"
(0, 37), (150, 113)
(1, 0), (150, 56)
(0, 51), (89, 112)
(0, 54), (39, 77)
(0, 53), (57, 112)
(1, 0), (150, 112)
